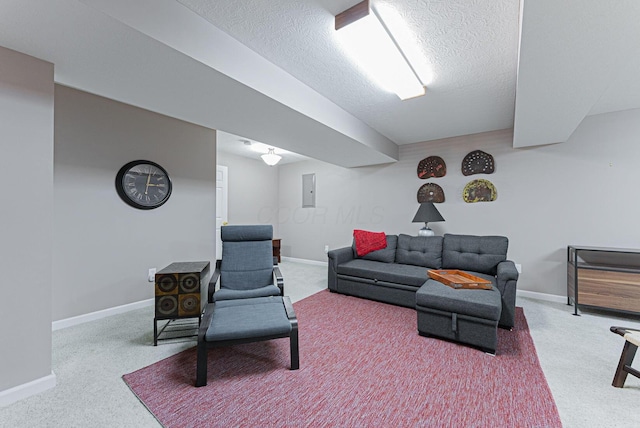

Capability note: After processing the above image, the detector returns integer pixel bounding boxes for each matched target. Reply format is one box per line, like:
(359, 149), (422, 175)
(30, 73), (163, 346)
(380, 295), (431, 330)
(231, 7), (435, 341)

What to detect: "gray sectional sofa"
(327, 233), (519, 353)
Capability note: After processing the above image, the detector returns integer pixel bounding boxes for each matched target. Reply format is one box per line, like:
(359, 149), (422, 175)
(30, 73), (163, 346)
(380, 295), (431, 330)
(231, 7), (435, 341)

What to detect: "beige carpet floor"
(0, 259), (639, 427)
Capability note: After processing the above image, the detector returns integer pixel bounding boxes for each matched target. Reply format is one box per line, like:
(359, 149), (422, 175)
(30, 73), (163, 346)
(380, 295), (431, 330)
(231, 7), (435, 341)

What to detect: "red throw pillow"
(353, 230), (387, 257)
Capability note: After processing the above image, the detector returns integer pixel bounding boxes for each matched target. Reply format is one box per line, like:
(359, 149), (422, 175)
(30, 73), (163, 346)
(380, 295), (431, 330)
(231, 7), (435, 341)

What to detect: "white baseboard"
(281, 256), (327, 267)
(52, 298), (154, 331)
(516, 289), (566, 304)
(0, 372), (56, 407)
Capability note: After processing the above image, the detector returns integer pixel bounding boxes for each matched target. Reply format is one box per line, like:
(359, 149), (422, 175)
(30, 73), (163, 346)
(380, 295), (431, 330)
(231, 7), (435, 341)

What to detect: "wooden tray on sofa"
(428, 270), (492, 290)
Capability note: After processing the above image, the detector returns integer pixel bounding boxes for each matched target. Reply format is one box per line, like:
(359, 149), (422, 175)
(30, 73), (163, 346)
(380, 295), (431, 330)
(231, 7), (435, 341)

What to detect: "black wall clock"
(115, 160), (172, 209)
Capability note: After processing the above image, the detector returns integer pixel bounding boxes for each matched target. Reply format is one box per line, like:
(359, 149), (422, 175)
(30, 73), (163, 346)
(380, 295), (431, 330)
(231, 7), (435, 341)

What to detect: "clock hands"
(144, 173), (152, 195)
(117, 161), (172, 209)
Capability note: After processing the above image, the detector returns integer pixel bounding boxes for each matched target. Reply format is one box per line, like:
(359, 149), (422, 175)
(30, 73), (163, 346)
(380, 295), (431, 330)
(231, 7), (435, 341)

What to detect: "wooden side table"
(272, 239), (281, 263)
(154, 261), (210, 345)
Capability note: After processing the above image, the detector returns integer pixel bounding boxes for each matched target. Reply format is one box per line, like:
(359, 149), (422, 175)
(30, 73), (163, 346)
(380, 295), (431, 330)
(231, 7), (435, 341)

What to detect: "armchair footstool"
(196, 296), (299, 387)
(416, 279), (502, 354)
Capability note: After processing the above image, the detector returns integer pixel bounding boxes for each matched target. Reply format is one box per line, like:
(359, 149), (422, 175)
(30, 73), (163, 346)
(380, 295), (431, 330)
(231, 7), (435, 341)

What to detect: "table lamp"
(412, 203), (445, 236)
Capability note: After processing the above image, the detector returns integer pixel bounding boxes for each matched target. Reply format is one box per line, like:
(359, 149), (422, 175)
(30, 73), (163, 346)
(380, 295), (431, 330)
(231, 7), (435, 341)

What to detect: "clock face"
(115, 160), (172, 209)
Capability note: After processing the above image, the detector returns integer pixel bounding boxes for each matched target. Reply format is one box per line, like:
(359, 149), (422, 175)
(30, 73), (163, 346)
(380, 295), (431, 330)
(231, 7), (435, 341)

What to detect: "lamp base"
(418, 227), (435, 237)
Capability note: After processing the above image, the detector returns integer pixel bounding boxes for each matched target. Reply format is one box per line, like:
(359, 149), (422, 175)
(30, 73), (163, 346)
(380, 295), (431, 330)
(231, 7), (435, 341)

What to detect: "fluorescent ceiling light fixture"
(261, 148), (282, 166)
(335, 0), (425, 100)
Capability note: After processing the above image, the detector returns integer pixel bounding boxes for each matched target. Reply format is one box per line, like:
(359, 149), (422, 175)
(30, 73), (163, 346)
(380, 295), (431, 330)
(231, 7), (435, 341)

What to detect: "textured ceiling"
(2, 0), (640, 166)
(176, 0), (520, 144)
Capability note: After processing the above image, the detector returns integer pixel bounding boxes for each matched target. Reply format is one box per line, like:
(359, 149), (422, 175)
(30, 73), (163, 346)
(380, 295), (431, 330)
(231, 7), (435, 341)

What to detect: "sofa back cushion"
(352, 235), (398, 263)
(442, 233), (508, 275)
(396, 234), (443, 268)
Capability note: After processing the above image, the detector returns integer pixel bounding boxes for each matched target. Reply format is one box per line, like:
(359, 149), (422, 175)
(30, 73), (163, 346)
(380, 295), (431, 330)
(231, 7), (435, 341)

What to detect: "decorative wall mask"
(417, 156), (446, 179)
(417, 183), (445, 203)
(461, 150), (495, 176)
(463, 179), (497, 203)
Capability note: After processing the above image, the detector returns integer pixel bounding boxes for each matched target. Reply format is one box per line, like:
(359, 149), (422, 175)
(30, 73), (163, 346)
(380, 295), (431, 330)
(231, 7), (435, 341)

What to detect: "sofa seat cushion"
(337, 259), (430, 287)
(416, 276), (501, 321)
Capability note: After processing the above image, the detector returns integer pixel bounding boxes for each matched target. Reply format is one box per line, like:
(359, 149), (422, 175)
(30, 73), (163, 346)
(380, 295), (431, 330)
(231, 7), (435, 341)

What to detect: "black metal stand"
(154, 316), (200, 346)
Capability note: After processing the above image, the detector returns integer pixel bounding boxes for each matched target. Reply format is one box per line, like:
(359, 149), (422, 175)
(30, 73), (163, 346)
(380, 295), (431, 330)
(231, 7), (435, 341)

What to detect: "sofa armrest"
(327, 247), (354, 291)
(497, 260), (519, 283)
(328, 247), (354, 265)
(496, 260), (519, 329)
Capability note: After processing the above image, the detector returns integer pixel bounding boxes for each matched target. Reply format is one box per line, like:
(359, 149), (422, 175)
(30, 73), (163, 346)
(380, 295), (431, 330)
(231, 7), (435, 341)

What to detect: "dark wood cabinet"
(272, 239), (281, 263)
(567, 246), (640, 315)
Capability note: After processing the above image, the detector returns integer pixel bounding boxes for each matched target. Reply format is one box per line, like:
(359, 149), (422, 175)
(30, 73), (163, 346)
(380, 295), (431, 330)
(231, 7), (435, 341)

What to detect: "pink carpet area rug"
(123, 290), (561, 427)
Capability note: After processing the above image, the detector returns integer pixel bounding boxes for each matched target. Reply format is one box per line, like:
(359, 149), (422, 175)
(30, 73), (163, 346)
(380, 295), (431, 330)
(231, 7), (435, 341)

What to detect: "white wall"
(278, 110), (640, 297)
(0, 48), (54, 396)
(53, 86), (216, 320)
(216, 151), (280, 236)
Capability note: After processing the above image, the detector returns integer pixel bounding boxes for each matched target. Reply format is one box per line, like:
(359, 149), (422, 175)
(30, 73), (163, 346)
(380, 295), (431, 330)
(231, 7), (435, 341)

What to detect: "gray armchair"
(208, 225), (283, 302)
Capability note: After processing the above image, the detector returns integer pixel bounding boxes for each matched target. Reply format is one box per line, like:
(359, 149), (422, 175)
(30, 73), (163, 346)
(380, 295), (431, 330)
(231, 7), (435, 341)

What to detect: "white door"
(216, 165), (228, 260)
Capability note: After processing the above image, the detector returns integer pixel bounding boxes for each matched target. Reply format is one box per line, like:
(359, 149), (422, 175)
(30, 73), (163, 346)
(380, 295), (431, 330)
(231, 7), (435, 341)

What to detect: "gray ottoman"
(416, 279), (502, 354)
(196, 296), (299, 387)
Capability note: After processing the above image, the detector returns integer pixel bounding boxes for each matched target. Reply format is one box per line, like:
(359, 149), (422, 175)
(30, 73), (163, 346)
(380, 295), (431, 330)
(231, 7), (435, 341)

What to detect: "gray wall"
(53, 86), (216, 320)
(217, 151), (280, 236)
(278, 110), (640, 297)
(0, 47), (54, 392)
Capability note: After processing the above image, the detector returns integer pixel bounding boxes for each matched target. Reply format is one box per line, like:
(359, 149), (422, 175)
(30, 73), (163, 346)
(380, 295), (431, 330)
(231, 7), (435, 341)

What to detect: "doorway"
(215, 165), (228, 259)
